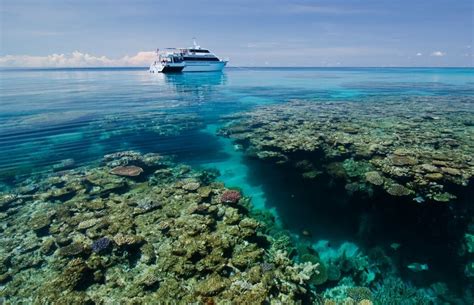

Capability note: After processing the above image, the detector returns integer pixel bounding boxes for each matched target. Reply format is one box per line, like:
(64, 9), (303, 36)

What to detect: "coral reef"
(0, 151), (319, 303)
(219, 96), (473, 203)
(1, 95), (472, 303)
(218, 95), (474, 303)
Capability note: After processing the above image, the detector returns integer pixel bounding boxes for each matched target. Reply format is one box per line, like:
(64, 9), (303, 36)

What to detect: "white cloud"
(430, 51), (446, 57)
(0, 51), (156, 68)
(117, 51), (156, 66)
(416, 52), (423, 56)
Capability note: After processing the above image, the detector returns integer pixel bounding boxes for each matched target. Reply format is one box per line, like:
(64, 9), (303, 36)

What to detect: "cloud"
(416, 52), (423, 56)
(0, 51), (156, 68)
(430, 51), (446, 57)
(117, 51), (156, 66)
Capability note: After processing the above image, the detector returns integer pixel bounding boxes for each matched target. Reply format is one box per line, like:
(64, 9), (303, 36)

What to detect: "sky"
(0, 0), (473, 67)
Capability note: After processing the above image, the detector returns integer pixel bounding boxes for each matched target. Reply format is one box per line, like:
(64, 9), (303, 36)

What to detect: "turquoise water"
(1, 67), (472, 184)
(1, 67), (473, 302)
(1, 67), (471, 194)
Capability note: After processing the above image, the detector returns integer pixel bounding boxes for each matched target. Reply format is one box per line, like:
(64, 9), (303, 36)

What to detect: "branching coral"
(289, 261), (321, 285)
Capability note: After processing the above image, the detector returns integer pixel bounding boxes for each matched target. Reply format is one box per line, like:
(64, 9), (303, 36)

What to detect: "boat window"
(189, 49), (210, 53)
(183, 57), (219, 61)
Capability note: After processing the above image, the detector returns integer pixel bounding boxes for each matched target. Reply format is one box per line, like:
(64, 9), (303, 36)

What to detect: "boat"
(150, 39), (227, 73)
(149, 49), (186, 73)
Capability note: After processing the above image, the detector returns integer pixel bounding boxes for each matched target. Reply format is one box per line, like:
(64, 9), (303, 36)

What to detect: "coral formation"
(219, 96), (473, 203)
(110, 165), (144, 177)
(220, 189), (242, 204)
(218, 96), (474, 304)
(91, 237), (112, 254)
(0, 151), (320, 303)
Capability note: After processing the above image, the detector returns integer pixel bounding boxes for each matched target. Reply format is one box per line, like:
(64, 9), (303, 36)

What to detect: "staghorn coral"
(271, 250), (320, 287)
(290, 261), (321, 285)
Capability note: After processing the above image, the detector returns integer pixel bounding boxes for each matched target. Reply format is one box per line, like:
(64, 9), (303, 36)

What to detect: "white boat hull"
(182, 61), (227, 72)
(149, 62), (185, 73)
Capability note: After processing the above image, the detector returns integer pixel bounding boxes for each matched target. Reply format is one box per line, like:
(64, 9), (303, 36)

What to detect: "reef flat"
(220, 96), (474, 203)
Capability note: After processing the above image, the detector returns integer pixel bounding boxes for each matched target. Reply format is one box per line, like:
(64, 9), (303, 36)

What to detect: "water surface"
(2, 67), (472, 184)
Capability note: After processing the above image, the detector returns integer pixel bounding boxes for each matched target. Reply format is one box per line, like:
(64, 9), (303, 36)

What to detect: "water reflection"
(151, 72), (227, 101)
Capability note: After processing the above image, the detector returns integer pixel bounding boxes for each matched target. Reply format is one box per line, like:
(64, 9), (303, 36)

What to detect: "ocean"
(0, 67), (473, 303)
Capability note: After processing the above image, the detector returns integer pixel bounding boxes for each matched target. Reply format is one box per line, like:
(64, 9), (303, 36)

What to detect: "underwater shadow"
(243, 156), (472, 292)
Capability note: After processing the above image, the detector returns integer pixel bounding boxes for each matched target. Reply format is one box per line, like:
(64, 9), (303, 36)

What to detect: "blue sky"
(0, 0), (473, 67)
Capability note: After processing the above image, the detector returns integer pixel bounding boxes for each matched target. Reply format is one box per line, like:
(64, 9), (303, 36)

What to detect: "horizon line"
(1, 66), (473, 71)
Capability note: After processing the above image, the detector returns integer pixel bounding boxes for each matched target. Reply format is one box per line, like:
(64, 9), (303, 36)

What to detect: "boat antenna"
(192, 37), (200, 49)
